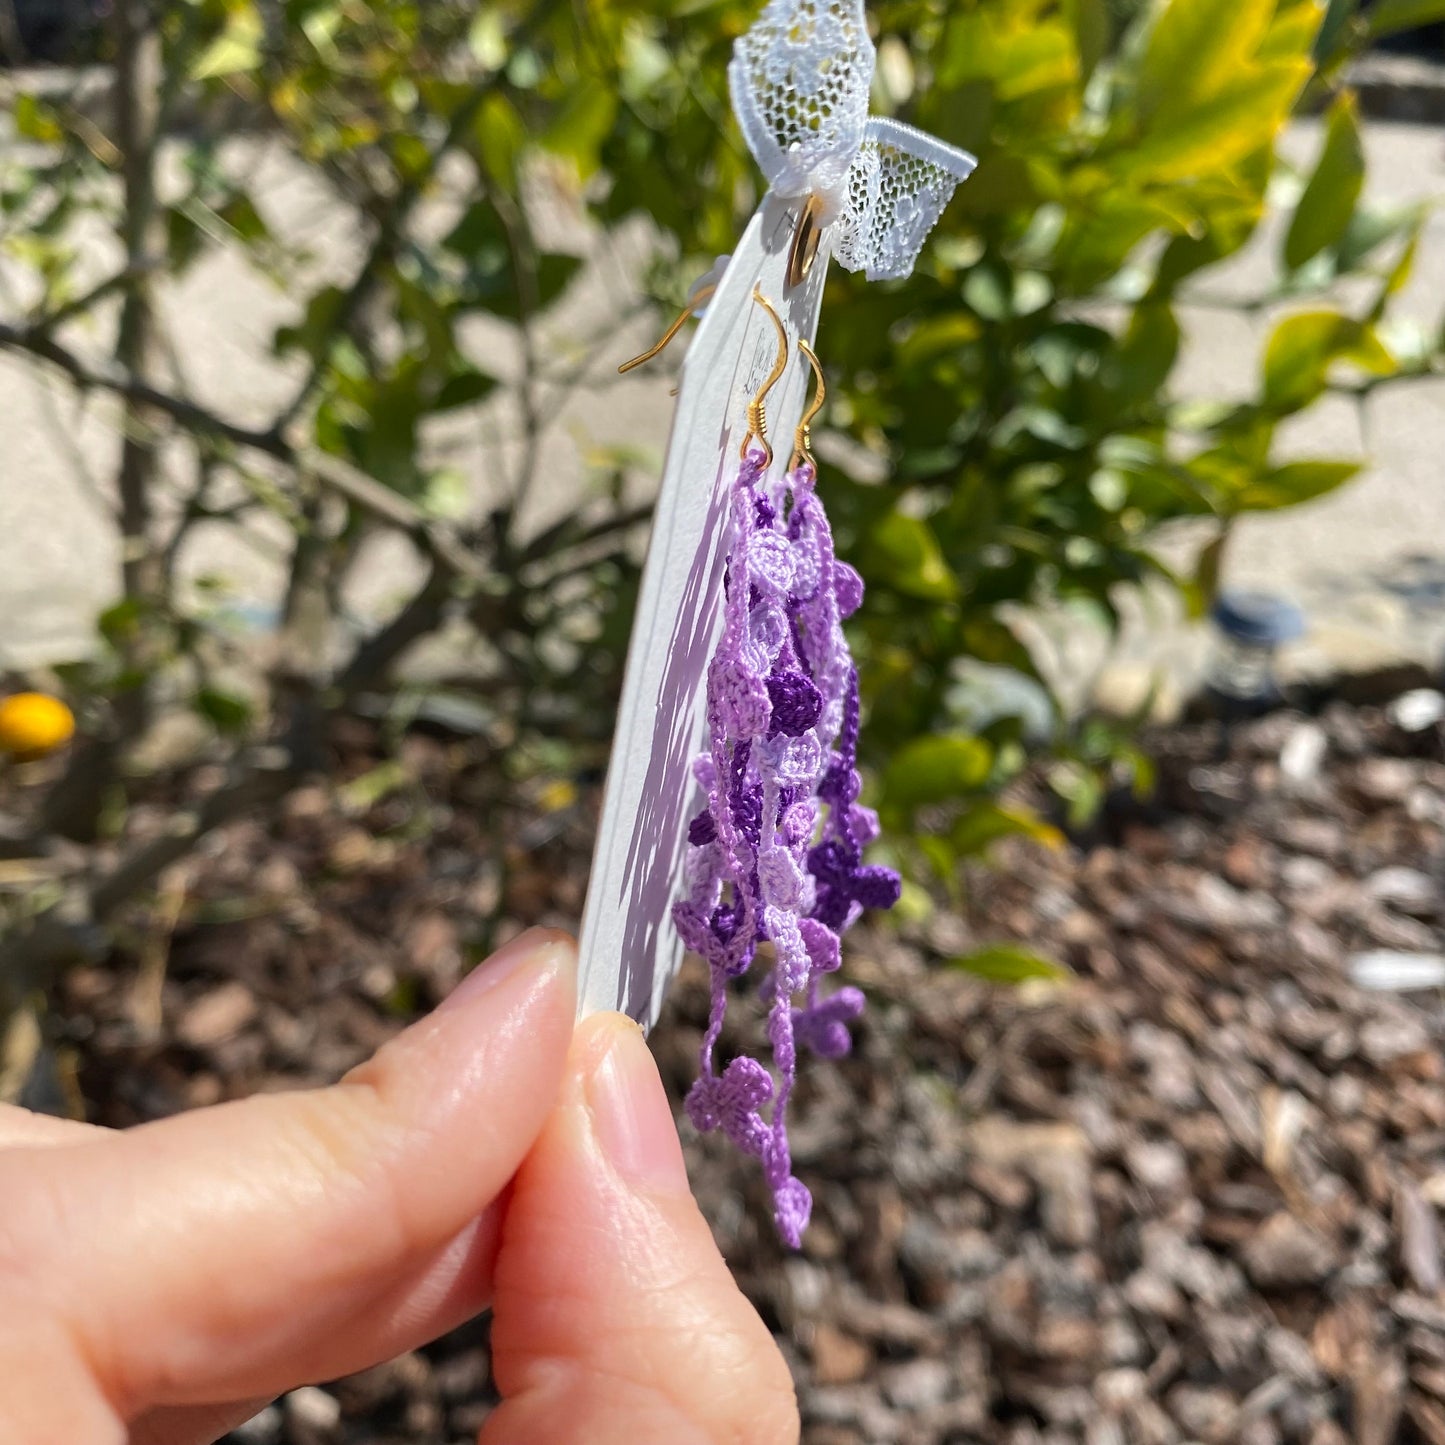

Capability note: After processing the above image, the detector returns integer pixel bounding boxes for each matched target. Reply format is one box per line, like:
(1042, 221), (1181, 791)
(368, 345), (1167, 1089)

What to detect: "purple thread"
(673, 444), (899, 1247)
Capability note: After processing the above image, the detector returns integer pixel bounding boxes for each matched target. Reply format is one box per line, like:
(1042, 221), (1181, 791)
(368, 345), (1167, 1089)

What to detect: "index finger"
(0, 928), (576, 1420)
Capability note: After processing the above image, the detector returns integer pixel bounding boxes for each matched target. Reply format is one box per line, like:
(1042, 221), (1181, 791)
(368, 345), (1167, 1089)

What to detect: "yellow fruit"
(537, 778), (578, 813)
(0, 692), (76, 758)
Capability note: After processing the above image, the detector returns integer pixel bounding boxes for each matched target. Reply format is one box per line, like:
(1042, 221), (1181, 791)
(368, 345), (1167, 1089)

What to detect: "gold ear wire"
(741, 285), (788, 464)
(790, 339), (825, 473)
(617, 284), (717, 374)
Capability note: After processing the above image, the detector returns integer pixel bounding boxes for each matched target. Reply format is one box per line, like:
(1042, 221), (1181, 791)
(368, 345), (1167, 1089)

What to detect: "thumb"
(0, 927), (576, 1424)
(483, 1014), (800, 1445)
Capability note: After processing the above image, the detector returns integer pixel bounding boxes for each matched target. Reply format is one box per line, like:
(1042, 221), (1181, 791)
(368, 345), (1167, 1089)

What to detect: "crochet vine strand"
(675, 443), (898, 1247)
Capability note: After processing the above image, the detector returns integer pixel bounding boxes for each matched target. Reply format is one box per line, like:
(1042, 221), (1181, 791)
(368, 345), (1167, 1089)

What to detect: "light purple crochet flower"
(673, 442), (900, 1247)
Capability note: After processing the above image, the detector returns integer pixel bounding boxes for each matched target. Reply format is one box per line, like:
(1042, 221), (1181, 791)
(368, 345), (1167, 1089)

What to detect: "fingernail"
(585, 1019), (692, 1195)
(439, 927), (572, 1014)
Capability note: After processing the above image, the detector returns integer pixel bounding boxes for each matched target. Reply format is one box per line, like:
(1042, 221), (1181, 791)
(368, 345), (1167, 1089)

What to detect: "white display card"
(576, 193), (829, 1026)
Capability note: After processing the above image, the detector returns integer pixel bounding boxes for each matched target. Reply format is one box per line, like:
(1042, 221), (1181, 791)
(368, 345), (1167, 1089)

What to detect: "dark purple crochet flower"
(767, 669), (823, 737)
(793, 985), (865, 1059)
(672, 445), (899, 1248)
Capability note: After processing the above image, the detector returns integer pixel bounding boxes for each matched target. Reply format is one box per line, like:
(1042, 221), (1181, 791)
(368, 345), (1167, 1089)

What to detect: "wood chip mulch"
(39, 699), (1445, 1444)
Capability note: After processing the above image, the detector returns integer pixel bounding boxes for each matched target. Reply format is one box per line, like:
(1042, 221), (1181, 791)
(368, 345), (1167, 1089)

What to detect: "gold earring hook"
(790, 339), (825, 473)
(617, 284), (717, 374)
(741, 285), (788, 464)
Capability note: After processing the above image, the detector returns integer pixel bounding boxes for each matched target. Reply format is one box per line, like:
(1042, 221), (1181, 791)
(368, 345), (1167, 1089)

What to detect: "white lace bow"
(728, 0), (976, 281)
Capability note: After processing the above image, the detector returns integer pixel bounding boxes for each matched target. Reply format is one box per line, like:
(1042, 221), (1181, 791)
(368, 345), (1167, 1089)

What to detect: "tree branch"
(30, 262), (154, 334)
(111, 0), (165, 615)
(519, 503), (653, 571)
(332, 562), (456, 701)
(0, 320), (277, 450)
(0, 321), (491, 585)
(42, 0), (170, 846)
(479, 180), (545, 549)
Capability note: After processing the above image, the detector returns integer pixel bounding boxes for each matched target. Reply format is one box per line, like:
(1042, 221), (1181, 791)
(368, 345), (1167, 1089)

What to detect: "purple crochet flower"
(673, 443), (899, 1247)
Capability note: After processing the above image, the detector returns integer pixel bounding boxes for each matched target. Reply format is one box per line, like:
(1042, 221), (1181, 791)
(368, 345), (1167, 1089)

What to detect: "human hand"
(0, 929), (799, 1444)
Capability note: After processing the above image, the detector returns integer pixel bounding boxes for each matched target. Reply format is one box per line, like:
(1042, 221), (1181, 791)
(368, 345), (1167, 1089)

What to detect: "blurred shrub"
(0, 0), (1441, 973)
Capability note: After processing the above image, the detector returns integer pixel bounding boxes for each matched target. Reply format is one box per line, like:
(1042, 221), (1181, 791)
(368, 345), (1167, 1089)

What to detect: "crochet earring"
(673, 312), (900, 1248)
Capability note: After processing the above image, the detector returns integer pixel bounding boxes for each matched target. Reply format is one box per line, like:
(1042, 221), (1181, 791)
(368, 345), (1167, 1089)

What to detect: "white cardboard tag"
(577, 193), (828, 1026)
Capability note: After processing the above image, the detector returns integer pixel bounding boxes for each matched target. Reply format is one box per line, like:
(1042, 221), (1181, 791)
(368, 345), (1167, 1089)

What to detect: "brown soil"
(29, 700), (1445, 1443)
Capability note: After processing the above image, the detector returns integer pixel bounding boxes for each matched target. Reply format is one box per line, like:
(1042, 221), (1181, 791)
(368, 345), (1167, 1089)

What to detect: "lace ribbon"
(729, 0), (976, 281)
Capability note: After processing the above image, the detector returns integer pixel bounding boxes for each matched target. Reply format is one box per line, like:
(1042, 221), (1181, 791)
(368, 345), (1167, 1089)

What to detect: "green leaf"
(192, 6), (264, 81)
(882, 734), (993, 813)
(1283, 94), (1364, 271)
(217, 192), (271, 245)
(1235, 459), (1362, 510)
(950, 802), (1064, 859)
(1050, 759), (1105, 827)
(948, 944), (1070, 984)
(963, 262), (1012, 321)
(898, 313), (982, 367)
(273, 285), (346, 360)
(422, 468), (472, 519)
(300, 3), (343, 57)
(473, 93), (525, 188)
(1112, 303), (1180, 402)
(338, 760), (410, 813)
(193, 686), (252, 735)
(1138, 0), (1276, 123)
(864, 513), (959, 601)
(1311, 0), (1358, 62)
(1261, 311), (1393, 409)
(950, 152), (1038, 219)
(1367, 0), (1445, 40)
(468, 10), (508, 71)
(916, 832), (958, 884)
(1335, 202), (1425, 273)
(938, 13), (1079, 99)
(433, 369), (497, 411)
(1265, 0), (1329, 60)
(167, 205), (205, 272)
(1127, 61), (1310, 181)
(445, 199), (508, 266)
(352, 372), (425, 489)
(1059, 196), (1188, 290)
(992, 23), (1079, 102)
(1064, 0), (1109, 78)
(993, 404), (1082, 451)
(893, 875), (935, 926)
(1374, 220), (1422, 317)
(534, 252), (584, 312)
(97, 597), (146, 648)
(542, 87), (618, 178)
(391, 132), (431, 184)
(13, 94), (63, 145)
